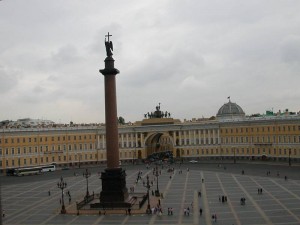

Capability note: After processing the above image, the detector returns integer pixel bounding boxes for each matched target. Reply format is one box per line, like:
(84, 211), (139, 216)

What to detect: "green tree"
(118, 116), (125, 125)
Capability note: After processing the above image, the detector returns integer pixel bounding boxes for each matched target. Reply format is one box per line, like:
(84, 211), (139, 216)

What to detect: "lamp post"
(288, 149), (291, 166)
(155, 165), (160, 196)
(83, 168), (91, 198)
(57, 176), (67, 214)
(143, 175), (153, 214)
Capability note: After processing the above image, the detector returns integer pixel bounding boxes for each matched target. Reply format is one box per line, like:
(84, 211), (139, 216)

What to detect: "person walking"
(199, 208), (203, 216)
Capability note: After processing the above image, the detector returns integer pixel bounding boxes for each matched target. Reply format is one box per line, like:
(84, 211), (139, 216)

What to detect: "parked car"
(189, 160), (198, 163)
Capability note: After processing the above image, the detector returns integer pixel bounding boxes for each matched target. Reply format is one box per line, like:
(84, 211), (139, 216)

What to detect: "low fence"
(77, 193), (97, 210)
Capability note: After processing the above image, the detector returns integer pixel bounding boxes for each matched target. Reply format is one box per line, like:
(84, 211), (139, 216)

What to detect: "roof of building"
(216, 99), (245, 119)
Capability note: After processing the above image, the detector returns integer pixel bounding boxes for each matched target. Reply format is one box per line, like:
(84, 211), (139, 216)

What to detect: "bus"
(40, 164), (56, 172)
(14, 167), (42, 176)
(14, 164), (56, 176)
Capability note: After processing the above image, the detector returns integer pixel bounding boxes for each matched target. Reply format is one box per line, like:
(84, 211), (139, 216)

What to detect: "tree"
(118, 116), (125, 125)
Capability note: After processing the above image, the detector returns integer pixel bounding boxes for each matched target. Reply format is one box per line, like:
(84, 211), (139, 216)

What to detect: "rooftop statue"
(105, 32), (113, 57)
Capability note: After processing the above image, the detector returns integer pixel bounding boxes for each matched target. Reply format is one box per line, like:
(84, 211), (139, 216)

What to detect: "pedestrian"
(170, 207), (173, 215)
(69, 197), (71, 204)
(199, 208), (202, 216)
(2, 209), (5, 218)
(48, 190), (51, 196)
(128, 208), (131, 215)
(202, 178), (204, 183)
(159, 208), (162, 216)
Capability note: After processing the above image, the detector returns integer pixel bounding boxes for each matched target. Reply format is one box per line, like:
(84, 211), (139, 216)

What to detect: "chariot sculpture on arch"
(105, 32), (113, 57)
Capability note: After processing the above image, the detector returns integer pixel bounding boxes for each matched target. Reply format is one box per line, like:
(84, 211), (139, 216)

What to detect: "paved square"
(2, 163), (300, 225)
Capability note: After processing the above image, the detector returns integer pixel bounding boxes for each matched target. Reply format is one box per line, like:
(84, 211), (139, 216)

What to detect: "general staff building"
(1, 100), (300, 173)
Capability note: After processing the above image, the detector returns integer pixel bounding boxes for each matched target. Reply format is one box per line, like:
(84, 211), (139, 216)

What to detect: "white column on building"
(193, 130), (196, 145)
(141, 133), (144, 147)
(102, 135), (105, 149)
(173, 131), (176, 146)
(184, 131), (187, 145)
(131, 133), (134, 148)
(135, 132), (138, 147)
(121, 134), (124, 148)
(126, 134), (129, 148)
(204, 130), (206, 145)
(179, 131), (182, 146)
(97, 135), (100, 149)
(208, 129), (211, 145)
(198, 130), (201, 145)
(217, 129), (220, 144)
(212, 129), (215, 145)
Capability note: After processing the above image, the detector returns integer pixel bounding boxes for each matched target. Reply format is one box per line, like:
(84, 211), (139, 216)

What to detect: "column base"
(99, 168), (129, 204)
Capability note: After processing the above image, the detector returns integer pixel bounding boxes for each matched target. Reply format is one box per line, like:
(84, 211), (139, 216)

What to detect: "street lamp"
(57, 176), (67, 214)
(289, 149), (291, 166)
(83, 168), (91, 198)
(143, 175), (153, 214)
(155, 165), (160, 196)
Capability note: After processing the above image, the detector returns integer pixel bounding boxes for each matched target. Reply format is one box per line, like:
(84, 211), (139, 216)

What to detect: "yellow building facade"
(1, 101), (300, 172)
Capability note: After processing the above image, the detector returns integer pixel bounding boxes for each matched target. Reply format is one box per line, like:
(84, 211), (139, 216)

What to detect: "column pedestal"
(91, 168), (131, 208)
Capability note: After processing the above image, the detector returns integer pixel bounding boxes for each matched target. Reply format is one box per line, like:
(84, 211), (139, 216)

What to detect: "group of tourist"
(183, 207), (191, 216)
(151, 206), (163, 215)
(219, 195), (228, 203)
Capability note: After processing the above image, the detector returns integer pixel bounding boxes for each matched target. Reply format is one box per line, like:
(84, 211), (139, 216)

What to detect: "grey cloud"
(0, 66), (19, 93)
(280, 36), (300, 63)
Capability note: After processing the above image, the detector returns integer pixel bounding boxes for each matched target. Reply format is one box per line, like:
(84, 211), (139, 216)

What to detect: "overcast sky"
(1, 0), (300, 124)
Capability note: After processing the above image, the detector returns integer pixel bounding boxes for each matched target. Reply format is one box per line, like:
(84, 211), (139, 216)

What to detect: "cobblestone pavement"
(2, 163), (300, 225)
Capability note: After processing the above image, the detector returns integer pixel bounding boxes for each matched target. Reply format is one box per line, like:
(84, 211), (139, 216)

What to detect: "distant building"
(0, 101), (299, 172)
(1, 118), (55, 128)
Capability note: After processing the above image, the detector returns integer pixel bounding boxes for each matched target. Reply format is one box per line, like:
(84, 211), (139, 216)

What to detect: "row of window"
(222, 135), (300, 144)
(176, 130), (218, 135)
(1, 150), (137, 167)
(0, 143), (95, 156)
(0, 153), (98, 167)
(0, 134), (96, 144)
(222, 125), (300, 134)
(182, 148), (299, 156)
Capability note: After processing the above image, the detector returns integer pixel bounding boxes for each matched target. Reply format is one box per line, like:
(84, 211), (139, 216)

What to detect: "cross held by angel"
(105, 32), (113, 57)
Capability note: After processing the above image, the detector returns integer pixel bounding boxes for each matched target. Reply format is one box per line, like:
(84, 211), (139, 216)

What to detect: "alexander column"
(99, 33), (129, 206)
